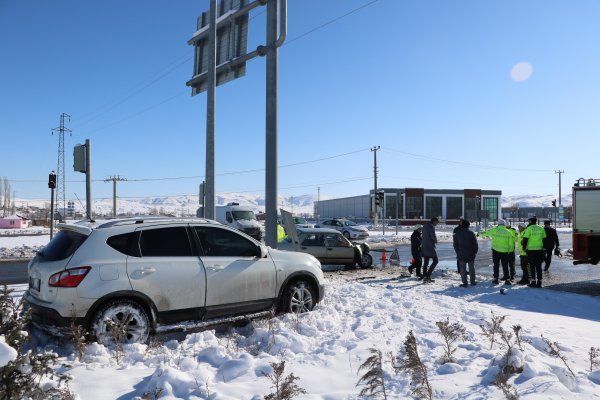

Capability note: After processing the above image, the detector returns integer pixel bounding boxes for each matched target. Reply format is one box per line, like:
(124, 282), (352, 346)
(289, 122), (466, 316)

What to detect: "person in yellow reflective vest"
(277, 224), (287, 243)
(479, 219), (516, 285)
(516, 224), (530, 285)
(522, 216), (547, 288)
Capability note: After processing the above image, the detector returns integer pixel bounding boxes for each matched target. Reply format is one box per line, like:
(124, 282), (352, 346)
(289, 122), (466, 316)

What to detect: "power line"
(381, 147), (553, 172)
(284, 0), (380, 46)
(65, 0), (381, 134)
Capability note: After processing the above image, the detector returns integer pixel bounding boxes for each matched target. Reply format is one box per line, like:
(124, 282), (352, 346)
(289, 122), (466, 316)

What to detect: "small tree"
(0, 285), (72, 399)
(356, 348), (387, 399)
(435, 317), (467, 364)
(394, 331), (432, 400)
(263, 360), (306, 400)
(480, 311), (506, 350)
(542, 335), (575, 378)
(589, 347), (600, 373)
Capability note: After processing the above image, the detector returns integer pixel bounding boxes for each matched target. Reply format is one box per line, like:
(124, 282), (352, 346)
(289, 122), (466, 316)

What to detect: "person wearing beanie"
(408, 224), (423, 278)
(522, 216), (546, 287)
(421, 217), (439, 283)
(542, 220), (560, 271)
(453, 218), (478, 287)
(479, 219), (516, 285)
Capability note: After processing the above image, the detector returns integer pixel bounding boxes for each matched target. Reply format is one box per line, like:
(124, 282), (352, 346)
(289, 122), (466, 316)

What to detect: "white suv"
(25, 217), (325, 344)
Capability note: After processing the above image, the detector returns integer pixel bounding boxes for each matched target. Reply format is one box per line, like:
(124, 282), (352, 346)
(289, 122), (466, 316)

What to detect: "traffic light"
(552, 200), (556, 207)
(48, 172), (56, 189)
(375, 191), (384, 206)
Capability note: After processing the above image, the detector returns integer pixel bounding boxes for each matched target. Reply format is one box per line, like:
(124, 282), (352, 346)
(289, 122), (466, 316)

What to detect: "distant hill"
(15, 193), (569, 217)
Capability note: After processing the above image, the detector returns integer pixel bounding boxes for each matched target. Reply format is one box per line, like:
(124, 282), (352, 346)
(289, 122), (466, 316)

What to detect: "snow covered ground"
(2, 226), (600, 399)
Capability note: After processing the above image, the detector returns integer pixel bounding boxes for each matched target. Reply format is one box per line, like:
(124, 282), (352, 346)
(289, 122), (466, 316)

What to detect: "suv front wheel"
(281, 281), (316, 313)
(90, 299), (150, 345)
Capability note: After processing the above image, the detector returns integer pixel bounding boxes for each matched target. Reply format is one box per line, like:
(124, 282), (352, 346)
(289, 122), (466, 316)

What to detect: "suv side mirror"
(226, 212), (233, 223)
(258, 245), (268, 258)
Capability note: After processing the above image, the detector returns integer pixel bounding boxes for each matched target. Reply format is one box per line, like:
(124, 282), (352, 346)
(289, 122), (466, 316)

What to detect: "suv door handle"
(138, 267), (156, 275)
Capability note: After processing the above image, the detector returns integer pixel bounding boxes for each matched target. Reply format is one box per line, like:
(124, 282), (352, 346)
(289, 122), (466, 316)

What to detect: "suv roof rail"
(96, 216), (214, 229)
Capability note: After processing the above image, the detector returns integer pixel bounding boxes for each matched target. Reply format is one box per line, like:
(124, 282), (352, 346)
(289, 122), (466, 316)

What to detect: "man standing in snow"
(453, 219), (478, 287)
(421, 217), (439, 283)
(506, 223), (518, 281)
(516, 224), (530, 285)
(523, 216), (546, 287)
(408, 224), (423, 278)
(479, 220), (515, 285)
(542, 220), (560, 271)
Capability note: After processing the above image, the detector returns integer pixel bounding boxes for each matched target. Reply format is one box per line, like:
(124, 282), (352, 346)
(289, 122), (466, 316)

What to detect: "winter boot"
(536, 281), (542, 288)
(528, 281), (537, 288)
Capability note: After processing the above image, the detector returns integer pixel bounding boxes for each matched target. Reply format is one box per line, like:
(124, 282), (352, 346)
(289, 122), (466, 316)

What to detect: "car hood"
(347, 225), (368, 232)
(268, 247), (321, 270)
(235, 219), (260, 228)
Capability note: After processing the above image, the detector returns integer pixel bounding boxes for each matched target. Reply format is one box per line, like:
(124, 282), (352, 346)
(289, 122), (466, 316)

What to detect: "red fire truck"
(572, 178), (600, 265)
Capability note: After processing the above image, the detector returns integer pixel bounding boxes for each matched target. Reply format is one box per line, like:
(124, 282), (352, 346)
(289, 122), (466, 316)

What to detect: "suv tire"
(91, 299), (150, 345)
(343, 231), (351, 239)
(281, 281), (316, 314)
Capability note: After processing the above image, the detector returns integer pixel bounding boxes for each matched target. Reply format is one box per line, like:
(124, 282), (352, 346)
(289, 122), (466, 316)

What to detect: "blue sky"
(1, 0), (599, 205)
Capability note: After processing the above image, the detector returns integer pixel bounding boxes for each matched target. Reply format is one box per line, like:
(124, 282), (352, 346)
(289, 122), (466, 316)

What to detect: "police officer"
(522, 216), (546, 287)
(479, 219), (516, 285)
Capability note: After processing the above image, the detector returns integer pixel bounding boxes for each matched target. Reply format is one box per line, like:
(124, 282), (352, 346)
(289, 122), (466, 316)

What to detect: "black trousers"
(527, 250), (544, 282)
(492, 249), (509, 280)
(519, 255), (529, 281)
(423, 255), (439, 277)
(543, 247), (554, 269)
(507, 251), (516, 279)
(411, 252), (422, 275)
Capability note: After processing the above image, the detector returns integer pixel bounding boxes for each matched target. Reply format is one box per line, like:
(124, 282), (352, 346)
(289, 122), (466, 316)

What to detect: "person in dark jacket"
(543, 220), (560, 271)
(453, 219), (478, 287)
(408, 224), (423, 278)
(421, 217), (439, 283)
(452, 221), (463, 274)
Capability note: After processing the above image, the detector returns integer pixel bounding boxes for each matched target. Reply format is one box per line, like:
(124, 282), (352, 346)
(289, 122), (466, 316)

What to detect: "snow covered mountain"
(14, 193), (569, 218)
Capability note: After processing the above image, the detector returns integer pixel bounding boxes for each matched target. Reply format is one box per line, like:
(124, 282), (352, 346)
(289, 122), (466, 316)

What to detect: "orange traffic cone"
(381, 248), (388, 261)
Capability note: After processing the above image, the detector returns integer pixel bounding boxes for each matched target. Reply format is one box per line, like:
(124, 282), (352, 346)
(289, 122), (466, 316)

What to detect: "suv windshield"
(38, 229), (88, 261)
(232, 210), (256, 221)
(294, 217), (307, 224)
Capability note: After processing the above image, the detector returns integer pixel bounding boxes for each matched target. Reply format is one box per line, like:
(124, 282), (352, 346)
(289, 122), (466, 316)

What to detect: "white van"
(215, 203), (262, 240)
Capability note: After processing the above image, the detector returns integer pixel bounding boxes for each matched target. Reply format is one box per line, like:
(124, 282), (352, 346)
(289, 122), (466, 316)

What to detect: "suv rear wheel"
(90, 299), (150, 345)
(281, 281), (316, 313)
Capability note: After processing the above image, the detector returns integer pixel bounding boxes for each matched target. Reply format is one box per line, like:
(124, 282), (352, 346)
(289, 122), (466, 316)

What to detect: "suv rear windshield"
(38, 229), (88, 261)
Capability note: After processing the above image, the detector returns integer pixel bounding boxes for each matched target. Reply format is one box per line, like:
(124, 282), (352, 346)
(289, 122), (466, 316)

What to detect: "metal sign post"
(187, 0), (286, 246)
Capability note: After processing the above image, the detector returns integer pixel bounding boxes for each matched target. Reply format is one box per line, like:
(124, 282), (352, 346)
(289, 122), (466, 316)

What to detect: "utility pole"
(555, 169), (564, 225)
(104, 175), (126, 217)
(52, 113), (71, 220)
(555, 170), (564, 206)
(316, 186), (320, 222)
(371, 146), (380, 225)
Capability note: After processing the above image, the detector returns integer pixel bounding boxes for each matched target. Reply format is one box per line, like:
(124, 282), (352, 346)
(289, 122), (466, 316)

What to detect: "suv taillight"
(48, 267), (91, 287)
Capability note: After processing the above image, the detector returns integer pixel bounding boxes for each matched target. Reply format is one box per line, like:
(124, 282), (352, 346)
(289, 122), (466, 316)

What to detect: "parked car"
(277, 215), (314, 230)
(278, 227), (373, 268)
(24, 217), (325, 344)
(316, 218), (369, 240)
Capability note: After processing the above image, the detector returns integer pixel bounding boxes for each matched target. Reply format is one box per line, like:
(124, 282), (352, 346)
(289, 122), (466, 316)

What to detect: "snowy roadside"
(4, 264), (600, 399)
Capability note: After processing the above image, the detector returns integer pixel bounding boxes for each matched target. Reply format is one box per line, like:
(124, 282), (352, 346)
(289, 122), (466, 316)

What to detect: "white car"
(316, 218), (369, 240)
(25, 217), (325, 344)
